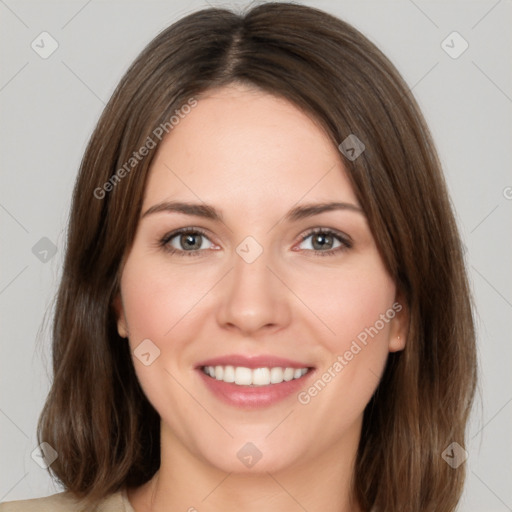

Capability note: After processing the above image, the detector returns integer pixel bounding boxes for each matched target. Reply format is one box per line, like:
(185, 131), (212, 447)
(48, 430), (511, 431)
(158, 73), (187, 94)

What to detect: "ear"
(387, 289), (409, 353)
(112, 293), (129, 339)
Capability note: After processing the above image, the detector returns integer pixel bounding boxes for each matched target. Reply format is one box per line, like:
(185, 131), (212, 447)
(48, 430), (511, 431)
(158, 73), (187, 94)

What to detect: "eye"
(159, 227), (215, 256)
(158, 227), (352, 258)
(297, 228), (352, 256)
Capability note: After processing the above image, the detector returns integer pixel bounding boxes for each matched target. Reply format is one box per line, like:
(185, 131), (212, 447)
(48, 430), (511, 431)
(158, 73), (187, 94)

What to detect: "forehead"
(142, 84), (359, 211)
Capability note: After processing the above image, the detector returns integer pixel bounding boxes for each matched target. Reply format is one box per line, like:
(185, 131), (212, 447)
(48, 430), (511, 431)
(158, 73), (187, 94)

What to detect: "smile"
(201, 365), (310, 386)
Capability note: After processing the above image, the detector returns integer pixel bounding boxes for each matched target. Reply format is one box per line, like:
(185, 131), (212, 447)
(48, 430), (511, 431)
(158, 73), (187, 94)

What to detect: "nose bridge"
(233, 237), (272, 287)
(216, 235), (290, 334)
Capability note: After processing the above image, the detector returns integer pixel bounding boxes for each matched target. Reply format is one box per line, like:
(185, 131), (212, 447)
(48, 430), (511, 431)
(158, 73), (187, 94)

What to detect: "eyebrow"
(141, 200), (364, 222)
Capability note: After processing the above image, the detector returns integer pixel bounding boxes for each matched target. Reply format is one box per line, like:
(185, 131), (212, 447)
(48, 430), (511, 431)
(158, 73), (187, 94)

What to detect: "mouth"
(200, 365), (313, 386)
(195, 354), (316, 408)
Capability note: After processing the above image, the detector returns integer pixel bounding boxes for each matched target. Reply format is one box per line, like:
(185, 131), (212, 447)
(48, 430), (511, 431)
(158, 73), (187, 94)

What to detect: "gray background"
(1, 0), (511, 510)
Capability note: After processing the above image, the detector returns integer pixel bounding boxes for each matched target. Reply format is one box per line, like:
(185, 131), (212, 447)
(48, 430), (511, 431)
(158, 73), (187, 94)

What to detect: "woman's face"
(115, 83), (407, 474)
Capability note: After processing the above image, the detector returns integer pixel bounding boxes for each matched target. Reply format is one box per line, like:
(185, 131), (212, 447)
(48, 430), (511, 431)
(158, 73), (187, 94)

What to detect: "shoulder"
(0, 489), (133, 512)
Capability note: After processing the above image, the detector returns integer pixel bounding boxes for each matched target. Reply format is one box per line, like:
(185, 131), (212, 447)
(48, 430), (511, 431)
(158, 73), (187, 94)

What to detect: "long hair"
(37, 3), (477, 511)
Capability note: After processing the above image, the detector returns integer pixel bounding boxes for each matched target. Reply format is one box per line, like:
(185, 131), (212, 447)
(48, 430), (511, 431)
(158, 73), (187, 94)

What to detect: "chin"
(194, 437), (301, 475)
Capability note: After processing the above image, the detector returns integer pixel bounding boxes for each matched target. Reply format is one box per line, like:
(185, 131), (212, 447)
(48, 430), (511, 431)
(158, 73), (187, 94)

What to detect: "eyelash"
(157, 227), (352, 258)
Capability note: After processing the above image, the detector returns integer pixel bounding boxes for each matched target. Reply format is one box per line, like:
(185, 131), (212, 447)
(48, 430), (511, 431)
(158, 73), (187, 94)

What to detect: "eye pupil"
(181, 233), (201, 250)
(312, 233), (333, 250)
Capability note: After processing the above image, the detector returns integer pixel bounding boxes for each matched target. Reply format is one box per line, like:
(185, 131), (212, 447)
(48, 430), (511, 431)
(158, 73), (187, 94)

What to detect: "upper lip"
(195, 354), (314, 370)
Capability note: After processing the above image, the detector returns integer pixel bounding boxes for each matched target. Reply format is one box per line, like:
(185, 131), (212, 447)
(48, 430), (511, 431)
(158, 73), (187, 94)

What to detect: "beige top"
(0, 489), (135, 512)
(0, 489), (377, 511)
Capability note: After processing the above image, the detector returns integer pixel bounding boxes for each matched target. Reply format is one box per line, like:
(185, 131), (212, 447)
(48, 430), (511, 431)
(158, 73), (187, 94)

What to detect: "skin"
(115, 83), (408, 512)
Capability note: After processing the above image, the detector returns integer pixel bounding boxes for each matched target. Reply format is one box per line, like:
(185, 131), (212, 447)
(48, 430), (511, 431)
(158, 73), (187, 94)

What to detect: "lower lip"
(197, 368), (315, 409)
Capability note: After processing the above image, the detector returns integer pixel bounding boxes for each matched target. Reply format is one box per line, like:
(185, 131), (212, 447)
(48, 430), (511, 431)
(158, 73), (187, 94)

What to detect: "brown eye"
(176, 233), (204, 251)
(298, 229), (352, 256)
(159, 228), (214, 256)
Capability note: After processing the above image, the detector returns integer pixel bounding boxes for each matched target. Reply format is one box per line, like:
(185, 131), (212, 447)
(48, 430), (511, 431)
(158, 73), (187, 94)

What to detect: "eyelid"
(297, 227), (352, 246)
(158, 226), (216, 256)
(294, 227), (352, 256)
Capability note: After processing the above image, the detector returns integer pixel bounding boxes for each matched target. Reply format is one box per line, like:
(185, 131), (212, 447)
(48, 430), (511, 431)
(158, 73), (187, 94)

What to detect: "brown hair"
(37, 3), (477, 511)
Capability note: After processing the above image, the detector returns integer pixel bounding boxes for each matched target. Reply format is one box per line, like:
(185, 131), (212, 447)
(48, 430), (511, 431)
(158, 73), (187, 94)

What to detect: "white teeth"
(214, 365), (224, 380)
(283, 368), (295, 381)
(252, 367), (270, 386)
(223, 365), (235, 382)
(270, 367), (283, 384)
(235, 367), (252, 385)
(202, 365), (310, 386)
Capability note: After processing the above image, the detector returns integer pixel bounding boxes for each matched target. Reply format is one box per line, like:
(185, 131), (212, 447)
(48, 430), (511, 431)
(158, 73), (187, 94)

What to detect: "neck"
(128, 419), (363, 512)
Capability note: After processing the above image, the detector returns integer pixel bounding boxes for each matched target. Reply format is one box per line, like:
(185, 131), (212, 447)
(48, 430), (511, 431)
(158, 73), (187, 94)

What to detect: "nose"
(215, 243), (292, 336)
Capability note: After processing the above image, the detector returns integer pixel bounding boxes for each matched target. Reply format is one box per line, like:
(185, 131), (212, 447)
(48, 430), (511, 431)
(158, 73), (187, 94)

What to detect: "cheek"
(295, 264), (396, 430)
(294, 254), (396, 356)
(119, 252), (216, 341)
(118, 254), (210, 414)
